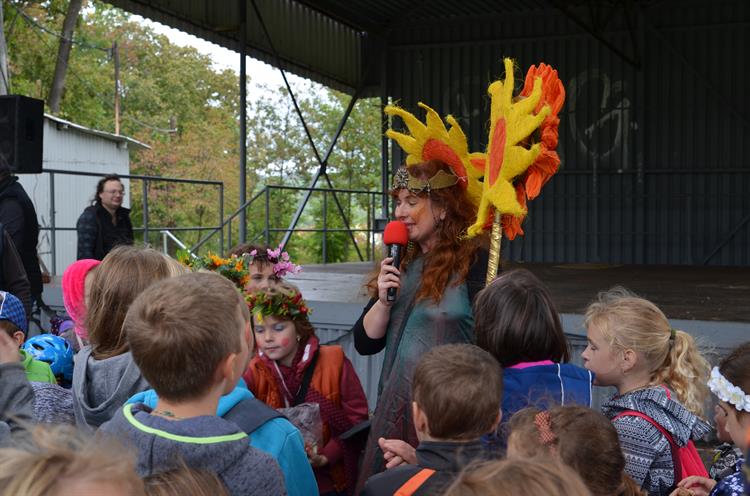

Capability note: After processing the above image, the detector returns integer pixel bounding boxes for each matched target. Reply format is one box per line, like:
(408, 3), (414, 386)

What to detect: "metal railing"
(193, 184), (384, 263)
(41, 169), (223, 274)
(160, 229), (197, 259)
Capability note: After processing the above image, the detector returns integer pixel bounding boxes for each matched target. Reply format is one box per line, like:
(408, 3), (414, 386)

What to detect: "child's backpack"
(613, 387), (708, 483)
(224, 397), (285, 435)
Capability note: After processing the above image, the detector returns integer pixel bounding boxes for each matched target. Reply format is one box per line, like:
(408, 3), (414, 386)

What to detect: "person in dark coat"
(0, 164), (43, 304)
(76, 174), (133, 260)
(0, 229), (31, 322)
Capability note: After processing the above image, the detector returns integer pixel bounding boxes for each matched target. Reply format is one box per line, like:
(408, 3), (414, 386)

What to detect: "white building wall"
(17, 118), (134, 275)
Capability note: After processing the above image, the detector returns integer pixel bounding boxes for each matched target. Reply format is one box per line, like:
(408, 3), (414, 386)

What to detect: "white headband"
(708, 366), (750, 413)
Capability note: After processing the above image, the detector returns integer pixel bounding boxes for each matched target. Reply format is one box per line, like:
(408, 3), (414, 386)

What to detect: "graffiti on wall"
(568, 68), (637, 168)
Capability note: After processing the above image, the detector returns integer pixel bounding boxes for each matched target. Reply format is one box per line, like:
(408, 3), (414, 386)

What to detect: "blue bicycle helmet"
(22, 334), (74, 382)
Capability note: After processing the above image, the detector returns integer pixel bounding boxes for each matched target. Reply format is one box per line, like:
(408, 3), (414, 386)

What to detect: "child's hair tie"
(534, 411), (557, 447)
(667, 327), (676, 349)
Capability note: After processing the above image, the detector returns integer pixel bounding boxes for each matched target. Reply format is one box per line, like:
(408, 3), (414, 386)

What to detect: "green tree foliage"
(4, 0), (382, 263)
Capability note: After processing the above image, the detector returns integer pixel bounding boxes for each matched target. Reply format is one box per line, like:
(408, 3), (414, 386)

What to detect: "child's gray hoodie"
(72, 346), (149, 432)
(99, 403), (287, 496)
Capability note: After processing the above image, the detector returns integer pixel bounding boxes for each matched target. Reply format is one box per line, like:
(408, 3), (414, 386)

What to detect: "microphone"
(383, 221), (409, 302)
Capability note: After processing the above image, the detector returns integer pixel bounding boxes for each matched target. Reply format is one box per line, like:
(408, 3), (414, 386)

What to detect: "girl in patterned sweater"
(672, 342), (750, 496)
(581, 288), (711, 496)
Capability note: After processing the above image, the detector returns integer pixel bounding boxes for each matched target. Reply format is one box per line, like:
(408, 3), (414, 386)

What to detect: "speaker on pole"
(0, 95), (44, 174)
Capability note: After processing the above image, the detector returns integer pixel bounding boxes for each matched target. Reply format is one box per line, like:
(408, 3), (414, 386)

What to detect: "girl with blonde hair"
(582, 287), (711, 495)
(0, 425), (144, 496)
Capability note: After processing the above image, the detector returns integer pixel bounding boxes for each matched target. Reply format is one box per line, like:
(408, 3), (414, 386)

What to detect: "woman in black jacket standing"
(76, 174), (133, 260)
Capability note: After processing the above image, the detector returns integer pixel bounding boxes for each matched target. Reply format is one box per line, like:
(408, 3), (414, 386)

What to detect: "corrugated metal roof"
(108, 0), (364, 93)
(44, 114), (150, 150)
(105, 0), (561, 93)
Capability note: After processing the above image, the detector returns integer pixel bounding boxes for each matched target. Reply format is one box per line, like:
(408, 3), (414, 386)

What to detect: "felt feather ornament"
(384, 103), (484, 210)
(500, 62), (565, 240)
(468, 58), (551, 237)
(471, 59), (565, 281)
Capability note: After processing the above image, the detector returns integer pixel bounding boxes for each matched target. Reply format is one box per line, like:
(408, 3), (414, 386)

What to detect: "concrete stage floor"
(289, 261), (750, 323)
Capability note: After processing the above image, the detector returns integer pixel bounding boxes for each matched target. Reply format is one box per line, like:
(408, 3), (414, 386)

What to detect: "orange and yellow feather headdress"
(385, 58), (565, 241)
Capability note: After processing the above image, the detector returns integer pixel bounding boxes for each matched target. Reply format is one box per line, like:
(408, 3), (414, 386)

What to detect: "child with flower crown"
(582, 288), (712, 496)
(244, 284), (368, 496)
(670, 342), (750, 496)
(227, 243), (302, 293)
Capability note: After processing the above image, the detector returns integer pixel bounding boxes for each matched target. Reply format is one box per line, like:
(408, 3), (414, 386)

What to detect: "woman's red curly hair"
(368, 160), (481, 303)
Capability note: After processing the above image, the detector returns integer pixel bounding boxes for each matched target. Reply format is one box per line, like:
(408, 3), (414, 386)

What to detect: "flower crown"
(245, 289), (311, 320)
(177, 251), (250, 289)
(708, 366), (750, 413)
(242, 244), (302, 278)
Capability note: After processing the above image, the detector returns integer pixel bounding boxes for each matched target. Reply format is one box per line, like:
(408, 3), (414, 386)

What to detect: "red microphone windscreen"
(383, 221), (409, 246)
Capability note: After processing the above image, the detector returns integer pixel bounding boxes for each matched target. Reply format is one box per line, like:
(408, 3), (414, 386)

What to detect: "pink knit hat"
(61, 259), (100, 339)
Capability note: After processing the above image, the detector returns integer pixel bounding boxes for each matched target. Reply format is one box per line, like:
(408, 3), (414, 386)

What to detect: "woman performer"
(352, 159), (488, 482)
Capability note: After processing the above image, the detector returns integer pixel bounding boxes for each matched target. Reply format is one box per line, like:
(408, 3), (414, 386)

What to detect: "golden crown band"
(391, 167), (462, 194)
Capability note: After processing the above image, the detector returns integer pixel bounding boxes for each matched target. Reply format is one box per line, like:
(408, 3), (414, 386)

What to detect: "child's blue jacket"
(502, 362), (594, 420)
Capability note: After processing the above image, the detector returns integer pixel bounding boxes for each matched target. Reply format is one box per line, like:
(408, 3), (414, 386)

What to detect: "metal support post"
(264, 187), (271, 246)
(380, 41), (390, 220)
(322, 191), (328, 263)
(218, 182), (225, 254)
(238, 0), (248, 244)
(49, 172), (56, 275)
(142, 179), (149, 246)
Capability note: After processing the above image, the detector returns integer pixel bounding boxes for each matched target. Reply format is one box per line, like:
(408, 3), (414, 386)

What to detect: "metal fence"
(192, 184), (384, 262)
(40, 166), (384, 270)
(40, 169), (224, 274)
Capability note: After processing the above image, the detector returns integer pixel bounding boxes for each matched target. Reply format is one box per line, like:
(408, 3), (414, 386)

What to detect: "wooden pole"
(113, 40), (120, 135)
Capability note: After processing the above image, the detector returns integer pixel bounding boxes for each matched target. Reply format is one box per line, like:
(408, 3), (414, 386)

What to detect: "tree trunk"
(48, 0), (84, 113)
(0, 2), (9, 95)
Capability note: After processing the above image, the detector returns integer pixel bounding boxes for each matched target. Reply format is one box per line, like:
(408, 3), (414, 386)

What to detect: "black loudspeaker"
(0, 95), (44, 174)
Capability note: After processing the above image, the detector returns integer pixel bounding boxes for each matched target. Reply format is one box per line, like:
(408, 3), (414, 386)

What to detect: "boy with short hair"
(99, 272), (286, 495)
(127, 315), (317, 496)
(362, 343), (503, 496)
(0, 291), (56, 384)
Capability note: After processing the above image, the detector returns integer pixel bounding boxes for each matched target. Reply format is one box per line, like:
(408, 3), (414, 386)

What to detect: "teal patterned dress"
(353, 251), (487, 484)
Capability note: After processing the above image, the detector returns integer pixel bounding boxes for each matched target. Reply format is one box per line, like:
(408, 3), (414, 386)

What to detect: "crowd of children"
(0, 242), (748, 496)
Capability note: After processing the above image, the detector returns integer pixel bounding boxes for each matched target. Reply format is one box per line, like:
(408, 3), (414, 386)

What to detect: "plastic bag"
(278, 402), (323, 452)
